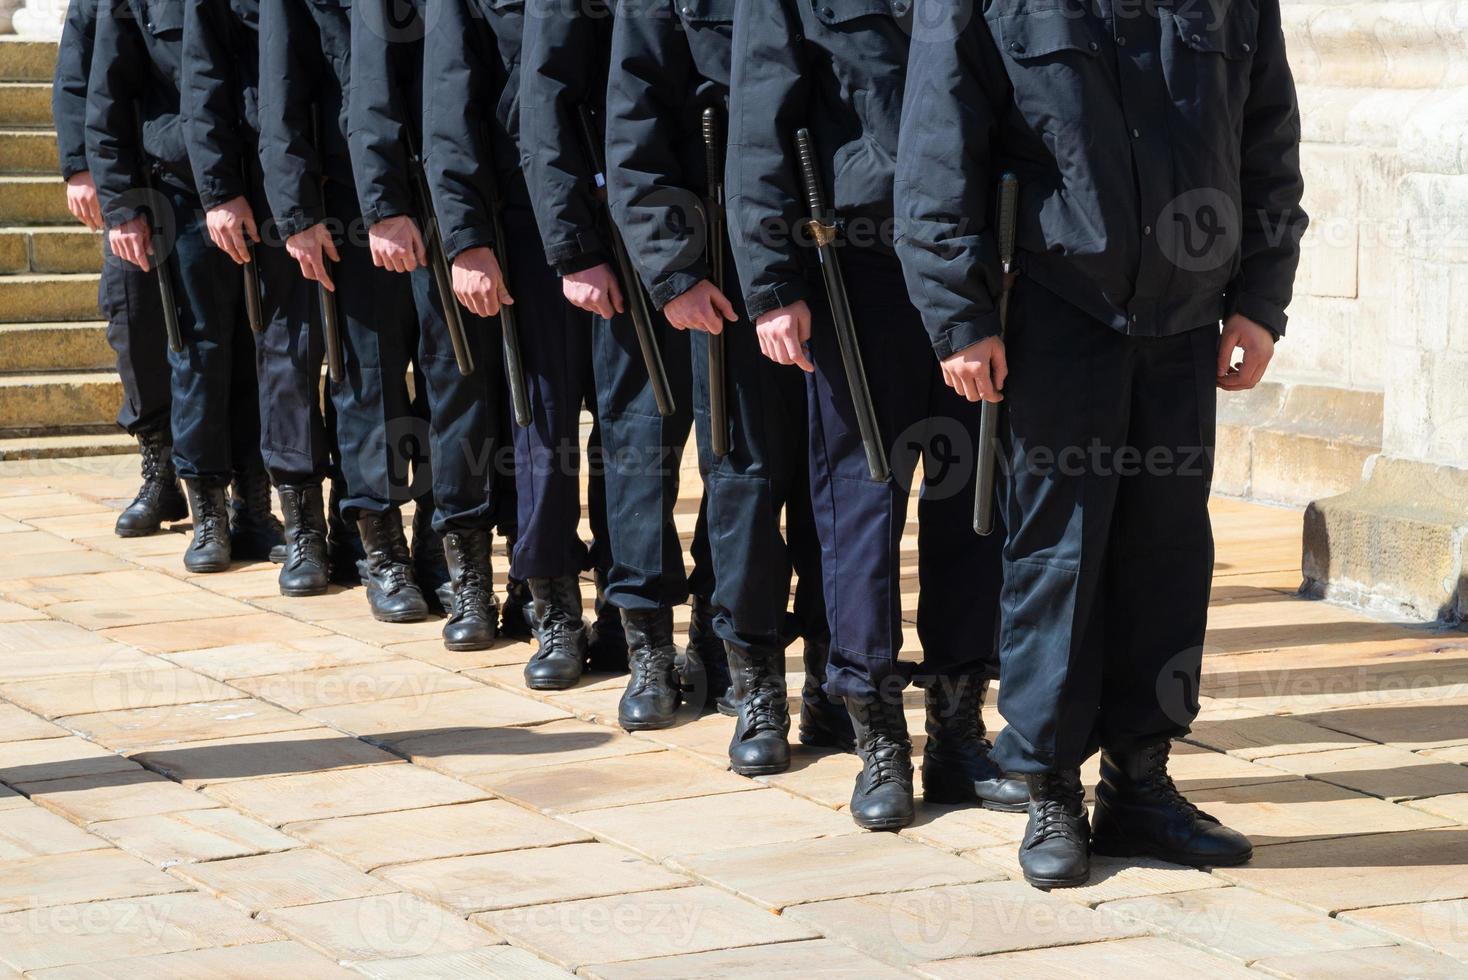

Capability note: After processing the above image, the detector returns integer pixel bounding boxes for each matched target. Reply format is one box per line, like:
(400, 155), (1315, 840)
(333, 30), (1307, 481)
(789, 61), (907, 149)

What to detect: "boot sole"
(443, 638), (495, 653)
(280, 585), (329, 598)
(729, 760), (791, 777)
(184, 560), (232, 574)
(922, 783), (1030, 813)
(115, 525), (161, 539)
(618, 717), (677, 732)
(370, 610), (428, 624)
(1023, 869), (1091, 890)
(800, 733), (856, 752)
(853, 814), (913, 832)
(524, 677), (580, 692)
(1091, 836), (1253, 868)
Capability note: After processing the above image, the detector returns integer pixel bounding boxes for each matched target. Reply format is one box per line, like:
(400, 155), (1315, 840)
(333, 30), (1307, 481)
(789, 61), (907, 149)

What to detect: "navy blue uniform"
(55, 0), (171, 438)
(348, 0), (510, 536)
(85, 0), (262, 483)
(420, 0), (608, 582)
(896, 0), (1306, 771)
(726, 0), (1004, 701)
(257, 0), (420, 517)
(182, 0), (329, 488)
(606, 1), (825, 657)
(520, 0), (713, 613)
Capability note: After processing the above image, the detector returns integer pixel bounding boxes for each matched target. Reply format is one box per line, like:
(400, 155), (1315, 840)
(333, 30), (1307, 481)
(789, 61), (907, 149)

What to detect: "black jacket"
(896, 0), (1307, 358)
(420, 0), (526, 262)
(85, 0), (192, 227)
(347, 0), (425, 228)
(257, 0), (357, 239)
(54, 0), (100, 181)
(181, 0), (259, 210)
(518, 0), (615, 275)
(605, 0), (732, 308)
(726, 0), (913, 322)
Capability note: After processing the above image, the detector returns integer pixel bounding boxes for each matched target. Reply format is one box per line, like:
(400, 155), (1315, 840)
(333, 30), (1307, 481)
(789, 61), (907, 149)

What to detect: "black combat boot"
(411, 502), (450, 611)
(523, 575), (588, 691)
(182, 479), (232, 573)
(115, 428), (187, 537)
(276, 483), (330, 597)
(1091, 741), (1253, 868)
(355, 508), (429, 623)
(618, 607), (681, 731)
(1020, 769), (1090, 888)
(846, 696), (915, 831)
(229, 466), (285, 563)
(798, 638), (855, 750)
(726, 644), (791, 777)
(441, 528), (498, 651)
(679, 596), (734, 715)
(326, 480), (364, 584)
(501, 575), (536, 639)
(921, 676), (1029, 812)
(586, 568), (628, 672)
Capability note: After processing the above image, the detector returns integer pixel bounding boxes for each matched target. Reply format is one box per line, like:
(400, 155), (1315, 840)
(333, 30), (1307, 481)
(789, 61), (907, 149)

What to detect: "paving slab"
(760, 748), (864, 809)
(88, 807), (301, 865)
(0, 892), (280, 972)
(0, 568), (193, 608)
(0, 642), (158, 682)
(286, 799), (590, 871)
(163, 636), (398, 681)
(481, 749), (755, 813)
(173, 848), (397, 912)
(261, 892), (500, 963)
(130, 727), (399, 787)
(204, 762), (485, 826)
(581, 939), (910, 979)
(1180, 776), (1451, 845)
(900, 802), (1028, 852)
(569, 788), (858, 861)
(306, 687), (572, 740)
(17, 770), (218, 824)
(0, 550), (130, 579)
(0, 666), (237, 718)
(350, 945), (574, 979)
(0, 619), (117, 654)
(26, 940), (360, 979)
(1250, 942), (1468, 978)
(0, 598), (47, 622)
(385, 637), (535, 672)
(1298, 698), (1468, 751)
(234, 659), (479, 712)
(480, 885), (818, 971)
(917, 936), (1258, 979)
(45, 593), (254, 630)
(0, 848), (190, 913)
(0, 735), (137, 783)
(1263, 743), (1468, 800)
(65, 698), (320, 751)
(377, 843), (689, 915)
(396, 718), (658, 780)
(965, 850), (1223, 906)
(0, 804), (106, 859)
(1342, 899), (1468, 962)
(100, 613), (330, 653)
(0, 701), (66, 741)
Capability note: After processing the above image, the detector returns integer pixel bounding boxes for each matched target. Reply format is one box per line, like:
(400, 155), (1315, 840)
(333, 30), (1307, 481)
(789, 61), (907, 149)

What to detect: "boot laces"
(1139, 746), (1205, 822)
(134, 434), (173, 504)
(1030, 773), (1087, 847)
(740, 674), (788, 736)
(628, 645), (676, 695)
(449, 537), (493, 621)
(862, 700), (911, 789)
(194, 500), (228, 549)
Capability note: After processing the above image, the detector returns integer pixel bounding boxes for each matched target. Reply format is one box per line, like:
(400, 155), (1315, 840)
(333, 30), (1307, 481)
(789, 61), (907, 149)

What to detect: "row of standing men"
(56, 0), (1307, 888)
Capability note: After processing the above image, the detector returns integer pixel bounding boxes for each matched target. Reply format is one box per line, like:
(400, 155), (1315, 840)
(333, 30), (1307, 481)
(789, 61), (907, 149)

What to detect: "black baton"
(973, 172), (1019, 537)
(242, 242), (264, 334)
(406, 132), (475, 378)
(576, 105), (675, 418)
(309, 105), (344, 384)
(703, 107), (730, 458)
(134, 103), (183, 354)
(478, 130), (531, 428)
(794, 128), (888, 482)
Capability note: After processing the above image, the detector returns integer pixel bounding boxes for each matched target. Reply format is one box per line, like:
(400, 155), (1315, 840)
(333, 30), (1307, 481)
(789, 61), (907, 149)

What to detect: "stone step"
(0, 226), (103, 274)
(0, 272), (101, 323)
(0, 129), (59, 174)
(0, 175), (73, 224)
(0, 38), (58, 84)
(0, 431), (134, 461)
(0, 321), (112, 372)
(0, 370), (122, 431)
(0, 82), (53, 128)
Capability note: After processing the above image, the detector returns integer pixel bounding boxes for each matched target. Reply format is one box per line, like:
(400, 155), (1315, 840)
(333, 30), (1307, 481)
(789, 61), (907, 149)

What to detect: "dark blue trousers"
(690, 250), (825, 655)
(99, 237), (171, 436)
(590, 292), (713, 612)
(991, 281), (1217, 774)
(161, 180), (263, 482)
(808, 249), (1003, 702)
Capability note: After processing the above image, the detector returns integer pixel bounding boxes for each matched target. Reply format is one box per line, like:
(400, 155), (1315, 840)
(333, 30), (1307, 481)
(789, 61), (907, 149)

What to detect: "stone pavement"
(1, 455), (1467, 978)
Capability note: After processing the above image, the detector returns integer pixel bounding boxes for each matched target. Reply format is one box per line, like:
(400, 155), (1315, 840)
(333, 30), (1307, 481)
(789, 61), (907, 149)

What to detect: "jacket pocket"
(810, 0), (898, 26)
(1164, 0), (1259, 60)
(994, 9), (1104, 62)
(140, 0), (183, 35)
(679, 0), (733, 24)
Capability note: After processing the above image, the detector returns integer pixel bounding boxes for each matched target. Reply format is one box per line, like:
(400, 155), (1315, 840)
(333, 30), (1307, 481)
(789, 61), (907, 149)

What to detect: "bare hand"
(941, 336), (1007, 404)
(286, 222), (340, 292)
(1217, 314), (1275, 391)
(368, 215), (426, 273)
(109, 215), (153, 272)
(563, 262), (625, 319)
(663, 279), (736, 334)
(205, 195), (259, 265)
(65, 171), (103, 231)
(451, 246), (514, 318)
(755, 301), (814, 373)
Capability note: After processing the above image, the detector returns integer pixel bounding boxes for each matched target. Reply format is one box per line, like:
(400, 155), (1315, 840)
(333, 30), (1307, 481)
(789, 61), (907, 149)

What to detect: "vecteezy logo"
(1156, 188), (1242, 274)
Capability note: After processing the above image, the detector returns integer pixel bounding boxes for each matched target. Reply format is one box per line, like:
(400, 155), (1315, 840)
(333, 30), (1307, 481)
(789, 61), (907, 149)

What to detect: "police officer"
(257, 0), (429, 622)
(421, 0), (626, 684)
(181, 0), (336, 596)
(727, 0), (1024, 828)
(348, 0), (514, 650)
(521, 0), (719, 728)
(604, 1), (851, 774)
(87, 0), (283, 574)
(55, 0), (184, 540)
(897, 0), (1306, 886)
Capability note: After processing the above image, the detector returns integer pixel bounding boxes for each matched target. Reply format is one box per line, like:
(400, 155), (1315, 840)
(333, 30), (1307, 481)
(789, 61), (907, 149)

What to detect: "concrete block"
(0, 176), (73, 224)
(0, 129), (58, 174)
(0, 38), (57, 83)
(0, 82), (53, 128)
(0, 322), (113, 372)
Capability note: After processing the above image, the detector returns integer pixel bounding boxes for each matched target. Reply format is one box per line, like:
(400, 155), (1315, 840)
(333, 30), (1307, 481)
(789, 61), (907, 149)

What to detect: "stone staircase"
(0, 36), (131, 461)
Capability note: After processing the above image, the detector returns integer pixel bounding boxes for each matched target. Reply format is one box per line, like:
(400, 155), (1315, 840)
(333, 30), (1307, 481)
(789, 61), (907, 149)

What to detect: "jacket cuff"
(361, 202), (411, 229)
(650, 267), (708, 311)
(275, 205), (326, 241)
(931, 312), (1002, 360)
(745, 279), (810, 322)
(556, 249), (610, 276)
(546, 229), (608, 274)
(1226, 288), (1289, 339)
(60, 155), (90, 182)
(197, 176), (246, 212)
(102, 201), (146, 230)
(443, 225), (496, 263)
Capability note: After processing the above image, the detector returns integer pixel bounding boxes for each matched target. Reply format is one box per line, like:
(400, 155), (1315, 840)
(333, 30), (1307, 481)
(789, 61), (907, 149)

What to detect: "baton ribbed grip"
(794, 128), (826, 219)
(996, 171), (1019, 270)
(703, 107), (722, 188)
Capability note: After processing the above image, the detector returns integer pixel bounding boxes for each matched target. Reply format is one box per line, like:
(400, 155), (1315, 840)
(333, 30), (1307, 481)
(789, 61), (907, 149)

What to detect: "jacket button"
(1191, 33), (1203, 43)
(1243, 42), (1253, 52)
(1088, 41), (1099, 51)
(821, 6), (833, 16)
(1010, 41), (1024, 53)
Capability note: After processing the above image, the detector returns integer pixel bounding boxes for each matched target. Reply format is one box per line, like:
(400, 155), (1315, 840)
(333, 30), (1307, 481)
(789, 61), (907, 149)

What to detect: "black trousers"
(991, 280), (1219, 774)
(99, 237), (171, 436)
